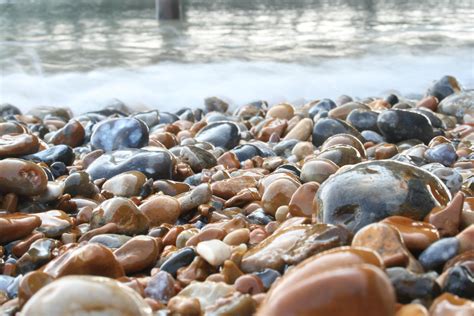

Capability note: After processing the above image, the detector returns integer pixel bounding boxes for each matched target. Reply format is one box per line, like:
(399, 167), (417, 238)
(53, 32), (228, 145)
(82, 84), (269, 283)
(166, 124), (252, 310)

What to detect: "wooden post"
(156, 0), (181, 20)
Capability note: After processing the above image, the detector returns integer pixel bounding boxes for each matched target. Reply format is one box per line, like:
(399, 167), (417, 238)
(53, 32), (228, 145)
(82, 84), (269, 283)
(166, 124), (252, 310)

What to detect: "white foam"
(1, 52), (473, 115)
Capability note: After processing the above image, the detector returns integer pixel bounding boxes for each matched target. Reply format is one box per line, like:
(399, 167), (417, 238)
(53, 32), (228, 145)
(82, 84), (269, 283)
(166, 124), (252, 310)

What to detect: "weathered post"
(156, 0), (181, 20)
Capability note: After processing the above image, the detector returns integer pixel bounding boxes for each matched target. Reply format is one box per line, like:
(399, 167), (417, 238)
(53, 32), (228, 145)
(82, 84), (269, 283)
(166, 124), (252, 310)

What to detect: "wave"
(1, 52), (473, 115)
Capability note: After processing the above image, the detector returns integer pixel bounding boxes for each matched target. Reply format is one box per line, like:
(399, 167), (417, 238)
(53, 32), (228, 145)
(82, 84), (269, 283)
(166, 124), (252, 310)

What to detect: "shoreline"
(0, 75), (473, 315)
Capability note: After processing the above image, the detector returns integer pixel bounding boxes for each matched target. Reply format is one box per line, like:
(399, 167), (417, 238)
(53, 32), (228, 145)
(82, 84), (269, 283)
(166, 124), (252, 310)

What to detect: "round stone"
(0, 159), (48, 196)
(316, 160), (451, 233)
(102, 171), (147, 197)
(377, 109), (434, 144)
(21, 276), (152, 316)
(91, 117), (149, 151)
(195, 121), (240, 150)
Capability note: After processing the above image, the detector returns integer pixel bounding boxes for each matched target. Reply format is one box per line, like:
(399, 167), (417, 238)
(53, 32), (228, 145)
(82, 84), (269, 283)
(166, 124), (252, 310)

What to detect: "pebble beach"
(0, 74), (473, 315)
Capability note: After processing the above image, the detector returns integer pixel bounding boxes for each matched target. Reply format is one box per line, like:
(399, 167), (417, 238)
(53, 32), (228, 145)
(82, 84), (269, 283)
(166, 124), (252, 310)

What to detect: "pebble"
(49, 119), (85, 148)
(352, 223), (421, 271)
(175, 281), (235, 312)
(241, 224), (350, 273)
(438, 90), (474, 123)
(1, 77), (472, 313)
(196, 239), (232, 266)
(0, 159), (48, 196)
(261, 177), (300, 216)
(195, 121), (241, 150)
(346, 108), (380, 132)
(113, 236), (162, 274)
(102, 171), (147, 197)
(223, 228), (250, 245)
(86, 148), (175, 180)
(34, 210), (73, 238)
(312, 118), (363, 146)
(382, 216), (440, 252)
(258, 247), (396, 316)
(90, 197), (150, 235)
(288, 182), (319, 217)
(43, 243), (125, 278)
(429, 292), (474, 316)
(426, 192), (464, 237)
(317, 160), (451, 233)
(386, 267), (440, 303)
(283, 118), (313, 141)
(160, 247), (196, 277)
(139, 195), (181, 226)
(0, 214), (41, 245)
(144, 271), (176, 303)
(91, 117), (149, 151)
(0, 134), (39, 158)
(21, 276), (152, 316)
(377, 109), (434, 144)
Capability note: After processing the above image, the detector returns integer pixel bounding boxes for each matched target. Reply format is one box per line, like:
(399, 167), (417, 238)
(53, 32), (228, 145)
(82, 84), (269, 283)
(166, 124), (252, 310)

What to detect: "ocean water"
(1, 0), (473, 114)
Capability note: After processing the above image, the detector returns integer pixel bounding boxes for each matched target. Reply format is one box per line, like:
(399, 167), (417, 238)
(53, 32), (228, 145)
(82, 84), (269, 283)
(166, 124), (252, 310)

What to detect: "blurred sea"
(1, 0), (473, 113)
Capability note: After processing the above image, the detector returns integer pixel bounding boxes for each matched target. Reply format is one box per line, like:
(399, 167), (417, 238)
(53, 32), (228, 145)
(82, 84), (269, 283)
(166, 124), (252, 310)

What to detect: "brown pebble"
(0, 213), (42, 244)
(139, 195), (181, 227)
(234, 275), (265, 295)
(382, 216), (439, 252)
(352, 223), (422, 272)
(429, 293), (474, 316)
(43, 243), (125, 278)
(0, 133), (39, 158)
(426, 192), (464, 237)
(18, 271), (54, 308)
(168, 296), (201, 316)
(114, 236), (162, 274)
(288, 182), (319, 218)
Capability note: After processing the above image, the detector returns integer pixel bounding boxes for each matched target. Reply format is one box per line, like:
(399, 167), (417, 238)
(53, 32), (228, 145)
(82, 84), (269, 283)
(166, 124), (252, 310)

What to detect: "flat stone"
(91, 117), (149, 151)
(113, 236), (162, 274)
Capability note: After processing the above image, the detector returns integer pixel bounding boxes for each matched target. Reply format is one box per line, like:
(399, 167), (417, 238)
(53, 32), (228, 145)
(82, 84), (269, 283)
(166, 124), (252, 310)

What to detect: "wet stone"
(241, 224), (350, 273)
(16, 238), (60, 274)
(316, 160), (451, 233)
(0, 159), (48, 196)
(382, 216), (440, 252)
(437, 90), (474, 123)
(175, 281), (235, 312)
(258, 247), (396, 316)
(0, 103), (21, 116)
(139, 195), (181, 227)
(86, 149), (175, 180)
(21, 276), (152, 316)
(63, 171), (98, 197)
(49, 119), (85, 148)
(43, 243), (124, 278)
(0, 214), (41, 245)
(102, 171), (147, 197)
(18, 271), (54, 308)
(300, 158), (339, 184)
(0, 134), (39, 158)
(441, 264), (474, 299)
(424, 143), (458, 166)
(195, 121), (240, 150)
(346, 109), (380, 132)
(386, 267), (440, 303)
(90, 197), (149, 236)
(316, 144), (362, 167)
(160, 247), (196, 277)
(113, 236), (162, 274)
(89, 233), (131, 249)
(418, 237), (460, 271)
(312, 118), (363, 147)
(91, 117), (149, 151)
(426, 75), (461, 101)
(429, 293), (474, 316)
(261, 177), (300, 216)
(377, 109), (434, 144)
(144, 271), (176, 303)
(308, 99), (337, 119)
(34, 210), (73, 238)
